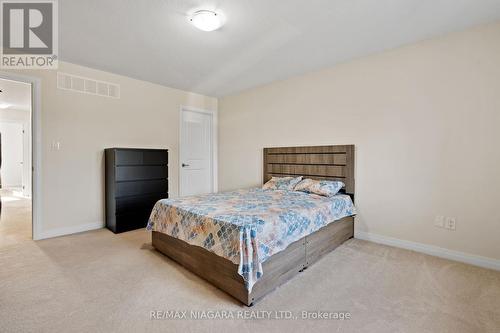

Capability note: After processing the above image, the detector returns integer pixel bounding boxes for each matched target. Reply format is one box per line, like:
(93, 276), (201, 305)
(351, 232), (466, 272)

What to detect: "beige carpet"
(1, 194), (499, 333)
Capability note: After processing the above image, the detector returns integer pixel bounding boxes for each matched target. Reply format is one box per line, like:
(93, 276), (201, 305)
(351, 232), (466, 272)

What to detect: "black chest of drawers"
(105, 148), (168, 233)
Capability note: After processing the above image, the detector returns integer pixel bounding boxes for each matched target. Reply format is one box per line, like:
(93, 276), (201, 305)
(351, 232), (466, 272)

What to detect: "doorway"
(0, 78), (32, 241)
(179, 106), (217, 197)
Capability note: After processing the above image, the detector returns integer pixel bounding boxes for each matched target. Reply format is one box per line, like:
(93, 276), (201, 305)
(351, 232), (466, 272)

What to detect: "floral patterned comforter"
(147, 188), (356, 291)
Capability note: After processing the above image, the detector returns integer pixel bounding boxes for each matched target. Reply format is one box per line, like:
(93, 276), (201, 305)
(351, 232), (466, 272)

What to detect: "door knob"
(182, 163), (190, 167)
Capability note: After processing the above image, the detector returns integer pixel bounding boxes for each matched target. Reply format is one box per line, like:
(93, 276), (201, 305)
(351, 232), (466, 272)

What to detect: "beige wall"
(4, 61), (217, 236)
(219, 22), (500, 260)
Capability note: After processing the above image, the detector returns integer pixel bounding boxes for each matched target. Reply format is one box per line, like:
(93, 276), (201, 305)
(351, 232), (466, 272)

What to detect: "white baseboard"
(355, 230), (500, 271)
(35, 222), (104, 240)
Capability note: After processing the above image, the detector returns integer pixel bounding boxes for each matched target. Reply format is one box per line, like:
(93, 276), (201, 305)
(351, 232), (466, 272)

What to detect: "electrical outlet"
(434, 215), (445, 228)
(445, 217), (456, 231)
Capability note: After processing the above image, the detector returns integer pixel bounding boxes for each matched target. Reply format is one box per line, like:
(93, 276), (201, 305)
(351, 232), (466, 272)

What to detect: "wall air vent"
(57, 72), (120, 99)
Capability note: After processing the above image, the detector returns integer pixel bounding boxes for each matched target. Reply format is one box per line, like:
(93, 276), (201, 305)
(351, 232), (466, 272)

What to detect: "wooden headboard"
(263, 145), (355, 196)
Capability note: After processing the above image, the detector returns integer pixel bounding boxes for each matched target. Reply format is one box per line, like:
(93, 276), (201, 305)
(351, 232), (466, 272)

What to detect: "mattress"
(147, 188), (356, 291)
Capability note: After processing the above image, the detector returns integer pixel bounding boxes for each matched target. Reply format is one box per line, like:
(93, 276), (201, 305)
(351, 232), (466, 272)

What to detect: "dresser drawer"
(116, 165), (167, 181)
(115, 150), (168, 166)
(115, 179), (168, 197)
(115, 193), (166, 214)
(143, 151), (168, 165)
(115, 210), (151, 233)
(115, 150), (143, 165)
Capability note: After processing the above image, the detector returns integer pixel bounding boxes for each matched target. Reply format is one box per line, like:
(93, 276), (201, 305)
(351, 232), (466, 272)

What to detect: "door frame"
(179, 105), (218, 197)
(0, 71), (42, 240)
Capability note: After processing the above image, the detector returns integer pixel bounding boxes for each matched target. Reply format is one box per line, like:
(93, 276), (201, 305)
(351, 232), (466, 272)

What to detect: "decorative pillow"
(294, 179), (345, 197)
(262, 176), (303, 191)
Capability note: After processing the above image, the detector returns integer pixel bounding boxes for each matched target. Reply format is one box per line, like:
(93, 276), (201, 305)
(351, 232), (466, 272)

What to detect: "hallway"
(0, 189), (32, 245)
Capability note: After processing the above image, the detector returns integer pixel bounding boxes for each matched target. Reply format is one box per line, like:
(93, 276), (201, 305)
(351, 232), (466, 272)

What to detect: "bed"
(148, 145), (355, 306)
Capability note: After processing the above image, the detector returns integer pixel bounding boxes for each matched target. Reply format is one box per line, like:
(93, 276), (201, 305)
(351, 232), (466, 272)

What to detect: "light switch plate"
(51, 141), (61, 150)
(445, 217), (456, 231)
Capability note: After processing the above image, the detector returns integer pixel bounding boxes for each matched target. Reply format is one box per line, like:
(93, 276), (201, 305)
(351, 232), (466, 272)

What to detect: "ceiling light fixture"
(0, 103), (10, 109)
(190, 10), (223, 32)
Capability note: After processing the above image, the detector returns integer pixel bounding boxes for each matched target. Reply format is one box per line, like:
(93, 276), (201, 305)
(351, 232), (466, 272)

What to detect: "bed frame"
(152, 145), (355, 306)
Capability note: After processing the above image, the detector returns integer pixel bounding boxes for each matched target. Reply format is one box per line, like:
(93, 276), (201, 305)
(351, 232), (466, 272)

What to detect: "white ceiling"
(60, 0), (500, 97)
(0, 79), (31, 112)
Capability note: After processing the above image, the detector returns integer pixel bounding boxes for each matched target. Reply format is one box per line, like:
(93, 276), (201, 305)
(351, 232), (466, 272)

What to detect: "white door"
(22, 122), (32, 197)
(180, 109), (213, 196)
(0, 122), (24, 188)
